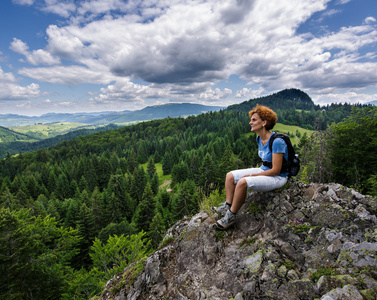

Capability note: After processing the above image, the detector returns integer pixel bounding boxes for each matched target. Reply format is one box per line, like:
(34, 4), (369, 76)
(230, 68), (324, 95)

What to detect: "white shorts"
(231, 167), (288, 192)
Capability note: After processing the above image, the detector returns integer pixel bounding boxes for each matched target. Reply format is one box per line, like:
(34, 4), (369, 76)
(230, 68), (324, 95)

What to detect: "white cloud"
(77, 0), (133, 16)
(10, 38), (61, 65)
(90, 78), (170, 105)
(8, 0), (377, 110)
(18, 65), (116, 85)
(0, 67), (40, 100)
(10, 38), (29, 56)
(364, 17), (376, 24)
(199, 87), (232, 101)
(312, 90), (377, 105)
(41, 0), (76, 18)
(12, 0), (34, 5)
(336, 0), (352, 4)
(0, 67), (17, 83)
(235, 87), (264, 99)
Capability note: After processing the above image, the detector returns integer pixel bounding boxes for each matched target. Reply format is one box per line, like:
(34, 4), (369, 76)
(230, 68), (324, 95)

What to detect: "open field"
(273, 123), (314, 145)
(244, 123), (314, 146)
(9, 122), (98, 139)
(141, 162), (172, 186)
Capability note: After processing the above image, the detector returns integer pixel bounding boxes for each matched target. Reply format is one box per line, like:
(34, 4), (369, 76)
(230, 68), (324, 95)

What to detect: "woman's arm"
(244, 153), (284, 177)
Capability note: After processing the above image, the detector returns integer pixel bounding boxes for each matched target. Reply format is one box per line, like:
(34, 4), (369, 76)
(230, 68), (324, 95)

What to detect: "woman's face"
(249, 113), (266, 132)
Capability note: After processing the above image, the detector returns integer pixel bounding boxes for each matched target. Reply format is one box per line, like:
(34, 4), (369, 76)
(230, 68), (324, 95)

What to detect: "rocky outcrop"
(98, 179), (377, 300)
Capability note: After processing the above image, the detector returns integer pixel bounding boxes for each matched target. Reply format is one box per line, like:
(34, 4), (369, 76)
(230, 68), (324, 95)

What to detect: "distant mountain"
(0, 103), (224, 127)
(227, 88), (316, 113)
(106, 103), (224, 123)
(0, 111), (130, 127)
(367, 100), (377, 106)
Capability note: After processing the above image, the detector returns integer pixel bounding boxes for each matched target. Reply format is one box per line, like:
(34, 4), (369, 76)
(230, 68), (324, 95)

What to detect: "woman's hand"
(253, 153), (284, 177)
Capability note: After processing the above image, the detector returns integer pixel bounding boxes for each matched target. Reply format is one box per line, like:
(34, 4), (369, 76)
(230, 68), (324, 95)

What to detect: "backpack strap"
(262, 133), (290, 172)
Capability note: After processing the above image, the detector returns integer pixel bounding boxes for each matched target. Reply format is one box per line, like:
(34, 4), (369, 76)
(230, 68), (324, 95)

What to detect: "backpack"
(258, 133), (300, 177)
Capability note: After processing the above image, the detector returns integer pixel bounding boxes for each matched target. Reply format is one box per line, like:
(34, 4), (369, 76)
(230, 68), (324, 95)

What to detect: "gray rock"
(97, 180), (377, 300)
(320, 284), (363, 300)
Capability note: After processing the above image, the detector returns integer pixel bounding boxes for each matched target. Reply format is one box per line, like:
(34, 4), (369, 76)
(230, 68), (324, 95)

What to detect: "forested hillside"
(228, 88), (367, 130)
(1, 89), (376, 299)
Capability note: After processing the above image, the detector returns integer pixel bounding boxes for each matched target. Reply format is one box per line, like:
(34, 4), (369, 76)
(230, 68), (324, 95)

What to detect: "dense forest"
(1, 89), (376, 299)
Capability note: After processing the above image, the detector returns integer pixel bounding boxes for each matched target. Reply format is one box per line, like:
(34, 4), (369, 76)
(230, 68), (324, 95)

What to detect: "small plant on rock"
(285, 219), (315, 233)
(239, 237), (256, 249)
(309, 265), (336, 281)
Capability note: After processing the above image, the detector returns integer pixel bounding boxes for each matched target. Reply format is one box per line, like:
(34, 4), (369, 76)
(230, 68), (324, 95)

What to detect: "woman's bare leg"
(225, 172), (236, 204)
(230, 178), (248, 213)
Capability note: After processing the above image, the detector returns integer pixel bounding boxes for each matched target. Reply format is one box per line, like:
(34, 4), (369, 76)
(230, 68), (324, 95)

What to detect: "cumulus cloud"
(92, 79), (169, 103)
(312, 90), (377, 105)
(10, 38), (61, 65)
(0, 67), (40, 100)
(220, 0), (257, 25)
(235, 87), (264, 99)
(8, 0), (377, 109)
(0, 67), (17, 83)
(90, 78), (234, 109)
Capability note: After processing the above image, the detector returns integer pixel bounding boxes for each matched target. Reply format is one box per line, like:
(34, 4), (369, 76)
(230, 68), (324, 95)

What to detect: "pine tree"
(78, 175), (89, 193)
(106, 175), (128, 219)
(217, 144), (238, 186)
(96, 155), (112, 190)
(47, 168), (57, 195)
(56, 173), (70, 200)
(171, 160), (189, 185)
(147, 157), (156, 179)
(148, 212), (165, 248)
(162, 152), (173, 175)
(127, 149), (138, 173)
(199, 152), (218, 196)
(151, 173), (159, 195)
(75, 203), (96, 268)
(90, 187), (108, 231)
(170, 180), (200, 222)
(131, 166), (147, 204)
(132, 183), (156, 232)
(0, 187), (17, 210)
(64, 198), (81, 228)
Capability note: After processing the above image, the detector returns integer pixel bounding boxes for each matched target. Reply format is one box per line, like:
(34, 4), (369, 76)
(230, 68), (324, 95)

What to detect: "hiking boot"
(215, 209), (237, 230)
(211, 201), (231, 217)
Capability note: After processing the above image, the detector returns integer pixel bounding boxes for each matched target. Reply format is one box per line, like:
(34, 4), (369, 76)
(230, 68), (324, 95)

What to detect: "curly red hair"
(248, 104), (278, 130)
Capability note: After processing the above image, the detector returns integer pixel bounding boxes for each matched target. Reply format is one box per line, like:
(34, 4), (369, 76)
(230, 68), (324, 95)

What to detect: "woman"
(213, 104), (289, 230)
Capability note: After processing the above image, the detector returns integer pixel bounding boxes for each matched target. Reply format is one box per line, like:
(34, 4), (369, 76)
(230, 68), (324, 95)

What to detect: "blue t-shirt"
(257, 132), (289, 177)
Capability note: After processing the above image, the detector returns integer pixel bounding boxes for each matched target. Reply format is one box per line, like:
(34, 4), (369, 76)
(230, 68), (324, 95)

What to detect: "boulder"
(97, 179), (377, 300)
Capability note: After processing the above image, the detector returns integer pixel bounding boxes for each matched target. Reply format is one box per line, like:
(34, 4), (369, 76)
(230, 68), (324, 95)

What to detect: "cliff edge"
(97, 179), (377, 300)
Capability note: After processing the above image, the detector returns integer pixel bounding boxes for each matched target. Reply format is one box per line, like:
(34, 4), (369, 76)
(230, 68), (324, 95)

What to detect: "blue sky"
(0, 0), (377, 116)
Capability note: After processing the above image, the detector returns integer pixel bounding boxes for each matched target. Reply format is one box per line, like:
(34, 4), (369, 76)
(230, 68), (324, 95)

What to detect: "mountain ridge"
(227, 88), (316, 113)
(0, 103), (224, 127)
